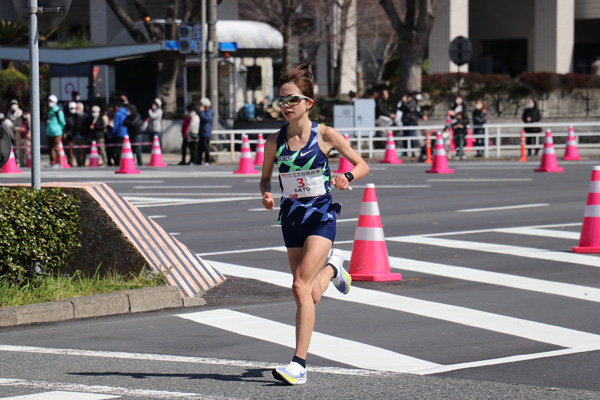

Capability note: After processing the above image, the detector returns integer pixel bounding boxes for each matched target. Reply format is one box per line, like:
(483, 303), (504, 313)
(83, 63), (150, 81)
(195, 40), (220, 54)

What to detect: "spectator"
(89, 105), (108, 166)
(400, 91), (428, 158)
(199, 98), (215, 165)
(375, 89), (395, 127)
(45, 94), (66, 167)
(394, 93), (408, 127)
(123, 104), (145, 166)
(17, 108), (30, 167)
(63, 101), (78, 166)
(348, 90), (356, 104)
(472, 99), (488, 157)
(73, 102), (89, 167)
(187, 104), (200, 165)
(105, 106), (116, 166)
(522, 98), (541, 156)
(5, 99), (24, 165)
(71, 91), (81, 103)
(147, 98), (163, 148)
(111, 102), (129, 165)
(450, 95), (467, 116)
(452, 111), (469, 160)
(179, 105), (192, 165)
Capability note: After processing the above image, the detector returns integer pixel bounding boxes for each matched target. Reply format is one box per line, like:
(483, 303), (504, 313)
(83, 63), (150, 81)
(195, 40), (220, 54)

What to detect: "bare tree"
(104, 0), (193, 113)
(378, 0), (437, 94)
(239, 0), (301, 68)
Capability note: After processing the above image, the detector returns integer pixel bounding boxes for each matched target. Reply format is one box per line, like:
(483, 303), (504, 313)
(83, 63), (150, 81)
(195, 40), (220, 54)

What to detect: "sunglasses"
(277, 95), (312, 108)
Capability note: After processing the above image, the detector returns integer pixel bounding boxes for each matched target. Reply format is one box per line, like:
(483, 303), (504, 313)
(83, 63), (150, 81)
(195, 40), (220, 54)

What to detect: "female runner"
(260, 64), (369, 385)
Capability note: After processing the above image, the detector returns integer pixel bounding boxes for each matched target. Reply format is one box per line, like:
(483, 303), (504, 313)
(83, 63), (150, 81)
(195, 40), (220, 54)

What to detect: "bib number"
(280, 168), (326, 198)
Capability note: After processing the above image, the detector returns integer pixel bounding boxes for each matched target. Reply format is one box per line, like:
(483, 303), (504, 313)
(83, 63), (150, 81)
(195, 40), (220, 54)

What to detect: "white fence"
(211, 121), (600, 162)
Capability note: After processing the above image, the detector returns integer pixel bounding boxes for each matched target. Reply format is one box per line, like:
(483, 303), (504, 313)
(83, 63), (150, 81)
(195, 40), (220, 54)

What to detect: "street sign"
(12, 0), (72, 31)
(449, 36), (472, 67)
(193, 24), (202, 54)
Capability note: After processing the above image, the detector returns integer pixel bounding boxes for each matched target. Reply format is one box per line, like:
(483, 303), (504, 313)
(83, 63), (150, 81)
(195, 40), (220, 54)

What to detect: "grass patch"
(0, 267), (165, 308)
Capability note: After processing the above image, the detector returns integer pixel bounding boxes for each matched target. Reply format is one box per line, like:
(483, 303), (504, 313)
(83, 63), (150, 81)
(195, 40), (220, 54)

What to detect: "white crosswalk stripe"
(190, 222), (600, 375)
(0, 391), (119, 399)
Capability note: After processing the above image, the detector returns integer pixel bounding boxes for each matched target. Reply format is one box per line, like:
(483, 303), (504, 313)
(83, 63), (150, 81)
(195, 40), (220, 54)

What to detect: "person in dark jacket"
(472, 99), (488, 157)
(522, 98), (541, 156)
(89, 105), (108, 165)
(199, 98), (215, 165)
(63, 101), (78, 166)
(73, 102), (89, 167)
(123, 104), (144, 165)
(452, 111), (469, 160)
(400, 91), (428, 158)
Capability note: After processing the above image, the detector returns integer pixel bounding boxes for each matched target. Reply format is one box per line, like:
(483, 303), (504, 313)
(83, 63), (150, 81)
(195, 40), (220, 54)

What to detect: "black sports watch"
(344, 172), (354, 183)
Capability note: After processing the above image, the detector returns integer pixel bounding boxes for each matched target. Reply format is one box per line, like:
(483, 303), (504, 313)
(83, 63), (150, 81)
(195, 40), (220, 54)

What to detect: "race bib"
(280, 168), (326, 199)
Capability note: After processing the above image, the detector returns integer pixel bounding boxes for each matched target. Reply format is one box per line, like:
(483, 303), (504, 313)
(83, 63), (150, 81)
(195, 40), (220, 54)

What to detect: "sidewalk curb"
(0, 286), (206, 328)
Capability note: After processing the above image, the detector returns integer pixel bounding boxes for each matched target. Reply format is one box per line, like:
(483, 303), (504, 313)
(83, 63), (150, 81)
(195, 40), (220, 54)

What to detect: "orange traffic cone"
(573, 166), (600, 253)
(115, 135), (141, 174)
(563, 126), (581, 161)
(254, 133), (265, 166)
(58, 141), (71, 169)
(89, 141), (100, 167)
(424, 131), (432, 164)
(0, 147), (23, 174)
(147, 135), (167, 167)
(379, 131), (402, 164)
(234, 134), (260, 175)
(426, 131), (454, 174)
(334, 134), (354, 173)
(535, 130), (564, 173)
(519, 130), (528, 162)
(348, 184), (402, 282)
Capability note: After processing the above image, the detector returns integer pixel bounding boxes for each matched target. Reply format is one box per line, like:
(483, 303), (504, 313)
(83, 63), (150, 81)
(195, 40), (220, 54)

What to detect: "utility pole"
(200, 0), (207, 99)
(208, 0), (219, 127)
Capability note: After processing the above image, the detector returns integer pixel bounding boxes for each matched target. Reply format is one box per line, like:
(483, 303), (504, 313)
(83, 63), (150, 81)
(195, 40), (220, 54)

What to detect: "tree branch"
(105, 0), (150, 43)
(378, 0), (405, 39)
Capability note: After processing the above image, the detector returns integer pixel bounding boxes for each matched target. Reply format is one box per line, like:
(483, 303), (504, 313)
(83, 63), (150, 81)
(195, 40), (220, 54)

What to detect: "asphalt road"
(1, 157), (600, 399)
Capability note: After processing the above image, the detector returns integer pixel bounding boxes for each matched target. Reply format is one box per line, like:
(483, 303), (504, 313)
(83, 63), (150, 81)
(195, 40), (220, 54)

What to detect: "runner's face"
(279, 82), (312, 122)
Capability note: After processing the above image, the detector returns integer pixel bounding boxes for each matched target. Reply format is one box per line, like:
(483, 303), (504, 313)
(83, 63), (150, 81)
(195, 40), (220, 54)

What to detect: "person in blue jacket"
(198, 98), (215, 165)
(111, 101), (129, 165)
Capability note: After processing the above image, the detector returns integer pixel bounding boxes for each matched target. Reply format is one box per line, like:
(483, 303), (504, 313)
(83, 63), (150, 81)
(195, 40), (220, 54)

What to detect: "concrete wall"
(429, 0), (469, 74)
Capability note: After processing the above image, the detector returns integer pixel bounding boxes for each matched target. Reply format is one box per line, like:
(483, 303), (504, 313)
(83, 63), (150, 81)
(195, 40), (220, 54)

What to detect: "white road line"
(420, 222), (581, 237)
(177, 310), (440, 373)
(124, 196), (259, 208)
(457, 203), (549, 213)
(0, 379), (221, 400)
(168, 232), (180, 236)
(248, 207), (280, 211)
(352, 185), (431, 189)
(413, 343), (600, 375)
(427, 178), (533, 182)
(388, 236), (600, 268)
(197, 246), (287, 257)
(148, 215), (167, 219)
(0, 346), (386, 378)
(494, 227), (581, 240)
(122, 193), (259, 197)
(207, 261), (600, 348)
(1, 391), (119, 400)
(132, 186), (232, 189)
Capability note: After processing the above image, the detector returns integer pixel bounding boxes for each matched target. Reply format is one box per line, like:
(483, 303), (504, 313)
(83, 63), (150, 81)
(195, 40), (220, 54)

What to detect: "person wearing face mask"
(5, 100), (24, 165)
(400, 91), (428, 158)
(472, 99), (488, 157)
(147, 98), (163, 150)
(45, 94), (66, 167)
(450, 95), (468, 117)
(89, 105), (108, 166)
(522, 98), (541, 156)
(73, 102), (90, 167)
(63, 101), (78, 166)
(179, 105), (192, 165)
(124, 104), (145, 166)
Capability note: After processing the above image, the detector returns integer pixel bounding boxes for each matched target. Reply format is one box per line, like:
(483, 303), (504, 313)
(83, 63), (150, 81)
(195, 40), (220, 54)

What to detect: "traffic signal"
(178, 25), (193, 54)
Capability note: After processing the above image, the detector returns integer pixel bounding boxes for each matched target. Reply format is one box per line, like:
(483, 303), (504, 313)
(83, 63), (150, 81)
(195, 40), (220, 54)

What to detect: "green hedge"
(0, 187), (81, 284)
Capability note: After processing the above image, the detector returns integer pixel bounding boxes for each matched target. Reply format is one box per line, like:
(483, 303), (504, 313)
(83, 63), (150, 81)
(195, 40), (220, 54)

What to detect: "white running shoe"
(328, 248), (351, 294)
(272, 361), (307, 385)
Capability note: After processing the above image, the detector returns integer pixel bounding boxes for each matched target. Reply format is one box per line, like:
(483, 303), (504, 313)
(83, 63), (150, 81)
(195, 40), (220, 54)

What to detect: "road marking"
(148, 215), (167, 219)
(427, 178), (533, 182)
(457, 203), (549, 213)
(0, 391), (120, 399)
(0, 346), (387, 378)
(0, 379), (220, 400)
(123, 193), (259, 197)
(124, 196), (259, 208)
(248, 207), (280, 211)
(352, 184), (431, 189)
(420, 222), (582, 237)
(387, 236), (600, 268)
(494, 227), (580, 240)
(132, 185), (232, 189)
(413, 344), (600, 375)
(207, 261), (600, 348)
(177, 310), (440, 373)
(168, 232), (180, 236)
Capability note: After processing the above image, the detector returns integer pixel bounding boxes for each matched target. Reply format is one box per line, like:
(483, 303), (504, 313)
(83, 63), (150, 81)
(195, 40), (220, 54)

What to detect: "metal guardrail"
(211, 121), (600, 161)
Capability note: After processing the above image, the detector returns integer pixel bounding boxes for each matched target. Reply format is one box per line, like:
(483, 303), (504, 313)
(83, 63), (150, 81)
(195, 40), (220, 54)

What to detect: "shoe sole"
(272, 369), (307, 385)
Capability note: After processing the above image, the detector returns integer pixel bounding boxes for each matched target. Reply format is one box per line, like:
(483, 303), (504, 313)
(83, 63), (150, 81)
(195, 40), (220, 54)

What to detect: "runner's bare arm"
(320, 126), (370, 191)
(260, 133), (278, 209)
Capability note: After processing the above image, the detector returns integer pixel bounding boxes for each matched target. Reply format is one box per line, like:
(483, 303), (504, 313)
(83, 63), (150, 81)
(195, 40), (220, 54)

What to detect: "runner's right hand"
(262, 192), (274, 210)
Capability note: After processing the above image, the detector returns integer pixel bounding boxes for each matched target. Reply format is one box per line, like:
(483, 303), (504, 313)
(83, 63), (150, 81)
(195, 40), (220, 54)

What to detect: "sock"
(328, 263), (338, 278)
(292, 355), (306, 369)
